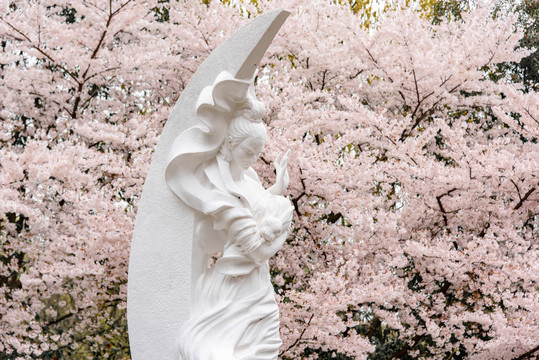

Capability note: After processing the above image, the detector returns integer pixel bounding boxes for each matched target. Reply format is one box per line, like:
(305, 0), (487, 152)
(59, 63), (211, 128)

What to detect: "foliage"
(499, 0), (539, 92)
(1, 0), (538, 359)
(417, 0), (470, 23)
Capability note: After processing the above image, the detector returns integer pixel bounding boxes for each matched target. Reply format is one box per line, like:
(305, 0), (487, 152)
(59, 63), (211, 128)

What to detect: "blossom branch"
(279, 313), (314, 356)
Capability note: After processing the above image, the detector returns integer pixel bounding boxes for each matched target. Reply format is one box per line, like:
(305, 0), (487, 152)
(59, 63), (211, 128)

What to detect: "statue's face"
(230, 136), (264, 171)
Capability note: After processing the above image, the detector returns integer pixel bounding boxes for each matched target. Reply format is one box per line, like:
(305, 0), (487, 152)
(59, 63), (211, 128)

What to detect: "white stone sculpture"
(127, 9), (290, 360)
(165, 71), (293, 359)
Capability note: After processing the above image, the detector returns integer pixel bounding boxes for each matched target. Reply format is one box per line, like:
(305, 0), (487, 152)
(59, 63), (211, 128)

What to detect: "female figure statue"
(165, 72), (293, 360)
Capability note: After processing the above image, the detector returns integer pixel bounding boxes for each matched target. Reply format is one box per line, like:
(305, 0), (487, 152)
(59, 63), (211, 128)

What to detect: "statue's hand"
(269, 150), (290, 195)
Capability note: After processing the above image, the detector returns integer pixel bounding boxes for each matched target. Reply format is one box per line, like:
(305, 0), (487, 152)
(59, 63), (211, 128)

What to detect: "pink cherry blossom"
(1, 0), (537, 359)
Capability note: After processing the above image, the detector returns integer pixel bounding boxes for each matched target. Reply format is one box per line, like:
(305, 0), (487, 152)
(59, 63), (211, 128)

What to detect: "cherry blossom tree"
(259, 1), (539, 359)
(1, 0), (537, 359)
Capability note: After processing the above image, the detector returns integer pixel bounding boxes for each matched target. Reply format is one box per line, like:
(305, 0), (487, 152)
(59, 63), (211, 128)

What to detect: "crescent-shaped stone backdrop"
(127, 9), (289, 360)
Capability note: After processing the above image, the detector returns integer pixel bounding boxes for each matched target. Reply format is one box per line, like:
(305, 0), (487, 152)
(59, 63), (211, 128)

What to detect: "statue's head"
(220, 98), (266, 171)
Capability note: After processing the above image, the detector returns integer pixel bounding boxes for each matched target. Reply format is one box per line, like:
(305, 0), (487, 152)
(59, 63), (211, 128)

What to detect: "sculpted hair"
(219, 98), (267, 161)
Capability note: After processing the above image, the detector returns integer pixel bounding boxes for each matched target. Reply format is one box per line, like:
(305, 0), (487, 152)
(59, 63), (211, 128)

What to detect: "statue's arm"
(225, 212), (264, 255)
(214, 205), (283, 268)
(248, 231), (288, 264)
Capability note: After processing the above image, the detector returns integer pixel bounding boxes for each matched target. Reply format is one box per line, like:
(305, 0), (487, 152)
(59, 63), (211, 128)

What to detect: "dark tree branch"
(389, 335), (425, 359)
(413, 69), (421, 105)
(279, 313), (314, 356)
(514, 187), (536, 210)
(440, 74), (453, 87)
(349, 69), (364, 80)
(320, 69), (328, 91)
(291, 192), (306, 218)
(3, 21), (81, 84)
(365, 47), (378, 66)
(511, 344), (539, 360)
(511, 179), (522, 201)
(524, 108), (539, 125)
(436, 188), (458, 227)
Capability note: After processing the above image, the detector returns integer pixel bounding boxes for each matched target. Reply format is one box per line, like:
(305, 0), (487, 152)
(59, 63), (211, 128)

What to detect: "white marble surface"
(165, 72), (292, 359)
(127, 9), (289, 360)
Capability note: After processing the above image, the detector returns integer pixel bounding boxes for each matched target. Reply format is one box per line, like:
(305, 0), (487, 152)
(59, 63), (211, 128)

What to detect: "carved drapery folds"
(165, 72), (292, 360)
